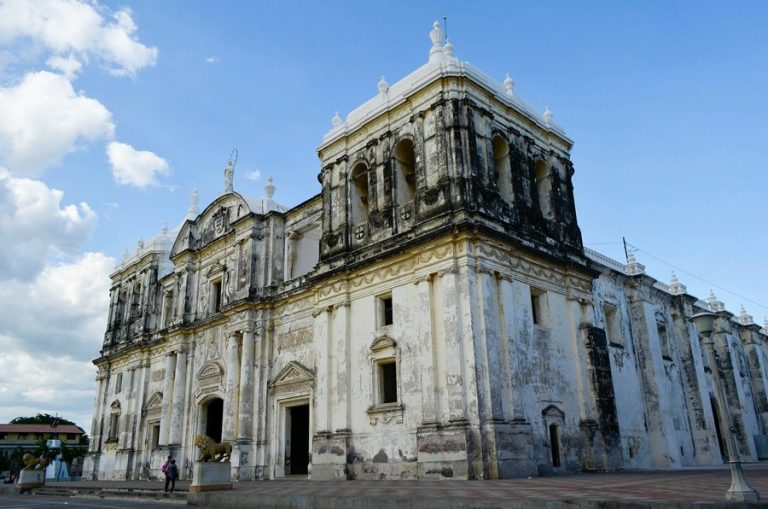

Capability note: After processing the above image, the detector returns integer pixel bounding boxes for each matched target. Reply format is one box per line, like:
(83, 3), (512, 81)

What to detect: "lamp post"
(690, 311), (759, 502)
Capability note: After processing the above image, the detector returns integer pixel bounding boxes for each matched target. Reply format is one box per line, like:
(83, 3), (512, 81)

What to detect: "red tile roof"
(0, 424), (84, 434)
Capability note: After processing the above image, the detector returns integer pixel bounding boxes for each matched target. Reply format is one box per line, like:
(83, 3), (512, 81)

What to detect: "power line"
(625, 242), (768, 311)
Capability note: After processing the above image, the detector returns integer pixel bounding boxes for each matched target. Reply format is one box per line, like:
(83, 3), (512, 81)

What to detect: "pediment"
(197, 361), (224, 381)
(270, 361), (314, 389)
(542, 405), (564, 418)
(110, 400), (121, 410)
(144, 392), (163, 411)
(170, 220), (197, 258)
(370, 336), (396, 352)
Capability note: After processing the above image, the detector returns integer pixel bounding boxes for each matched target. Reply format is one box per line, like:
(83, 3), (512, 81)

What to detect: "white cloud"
(107, 141), (170, 187)
(0, 251), (113, 431)
(0, 71), (115, 176)
(0, 170), (98, 280)
(0, 0), (158, 77)
(46, 54), (82, 79)
(205, 56), (219, 64)
(245, 169), (261, 181)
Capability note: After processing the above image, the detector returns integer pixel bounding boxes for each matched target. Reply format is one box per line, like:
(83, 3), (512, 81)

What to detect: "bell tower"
(316, 21), (584, 273)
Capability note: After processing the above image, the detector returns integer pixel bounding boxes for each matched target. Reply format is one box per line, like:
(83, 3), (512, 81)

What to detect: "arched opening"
(492, 136), (513, 203)
(350, 163), (370, 225)
(131, 283), (142, 317)
(534, 160), (553, 219)
(201, 397), (224, 443)
(115, 290), (126, 328)
(549, 423), (561, 468)
(394, 139), (416, 205)
(710, 397), (726, 460)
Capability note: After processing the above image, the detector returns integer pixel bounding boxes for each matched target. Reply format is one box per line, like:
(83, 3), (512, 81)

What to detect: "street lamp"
(690, 311), (759, 502)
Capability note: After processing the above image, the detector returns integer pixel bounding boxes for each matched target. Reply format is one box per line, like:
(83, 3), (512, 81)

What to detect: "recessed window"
(534, 160), (553, 219)
(657, 322), (671, 360)
(162, 290), (174, 327)
(115, 373), (123, 394)
(530, 287), (547, 326)
(211, 279), (222, 313)
(379, 362), (398, 404)
(379, 294), (393, 327)
(150, 424), (160, 449)
(603, 303), (622, 346)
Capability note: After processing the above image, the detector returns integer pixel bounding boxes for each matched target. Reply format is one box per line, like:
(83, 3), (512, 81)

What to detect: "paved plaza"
(30, 464), (768, 508)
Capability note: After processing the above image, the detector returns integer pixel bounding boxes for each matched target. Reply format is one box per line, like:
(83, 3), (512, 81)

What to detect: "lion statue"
(194, 434), (231, 462)
(21, 453), (48, 471)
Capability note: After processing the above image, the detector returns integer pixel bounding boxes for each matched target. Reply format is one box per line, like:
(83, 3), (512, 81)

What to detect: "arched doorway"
(200, 397), (224, 443)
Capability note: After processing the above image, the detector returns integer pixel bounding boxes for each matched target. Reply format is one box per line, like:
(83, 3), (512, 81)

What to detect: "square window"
(530, 287), (547, 326)
(379, 362), (398, 404)
(378, 294), (393, 327)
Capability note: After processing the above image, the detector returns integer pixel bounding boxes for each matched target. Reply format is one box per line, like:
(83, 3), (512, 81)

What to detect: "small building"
(83, 22), (768, 481)
(0, 424), (85, 456)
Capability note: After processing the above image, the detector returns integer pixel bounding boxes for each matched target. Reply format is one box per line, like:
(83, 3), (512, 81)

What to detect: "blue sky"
(0, 0), (766, 431)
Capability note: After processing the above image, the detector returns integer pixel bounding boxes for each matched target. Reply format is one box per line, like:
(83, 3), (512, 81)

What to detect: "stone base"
(190, 461), (232, 492)
(16, 469), (45, 491)
(312, 432), (350, 480)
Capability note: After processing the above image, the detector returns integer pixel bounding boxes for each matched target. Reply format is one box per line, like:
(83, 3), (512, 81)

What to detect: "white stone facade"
(84, 23), (768, 481)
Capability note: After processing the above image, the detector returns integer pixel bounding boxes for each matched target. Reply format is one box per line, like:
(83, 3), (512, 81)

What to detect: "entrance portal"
(286, 404), (309, 475)
(203, 398), (223, 443)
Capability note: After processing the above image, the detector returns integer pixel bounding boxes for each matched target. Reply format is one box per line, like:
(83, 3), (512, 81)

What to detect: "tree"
(10, 414), (76, 426)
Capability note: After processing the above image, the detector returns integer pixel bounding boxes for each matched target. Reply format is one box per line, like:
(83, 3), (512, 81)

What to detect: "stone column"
(169, 348), (188, 445)
(238, 329), (255, 440)
(223, 333), (241, 441)
(90, 374), (107, 453)
(159, 352), (176, 446)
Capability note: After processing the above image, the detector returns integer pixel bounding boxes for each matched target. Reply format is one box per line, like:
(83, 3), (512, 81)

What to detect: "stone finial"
(762, 318), (768, 335)
(707, 290), (725, 312)
(137, 237), (144, 251)
(331, 111), (342, 128)
(189, 189), (199, 215)
(224, 160), (234, 193)
(377, 76), (389, 96)
(161, 223), (168, 236)
(669, 272), (687, 295)
(428, 20), (445, 62)
(625, 251), (645, 276)
(123, 248), (130, 261)
(739, 306), (754, 326)
(503, 73), (515, 96)
(543, 107), (553, 126)
(443, 39), (456, 62)
(264, 176), (275, 199)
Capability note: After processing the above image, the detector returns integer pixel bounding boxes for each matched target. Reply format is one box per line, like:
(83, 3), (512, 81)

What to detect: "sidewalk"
(47, 464), (768, 508)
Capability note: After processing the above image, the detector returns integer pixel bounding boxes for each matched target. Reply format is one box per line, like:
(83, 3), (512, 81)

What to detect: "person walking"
(165, 459), (179, 493)
(162, 456), (173, 493)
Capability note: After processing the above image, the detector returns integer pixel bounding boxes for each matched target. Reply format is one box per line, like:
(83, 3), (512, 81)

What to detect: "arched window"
(492, 136), (513, 203)
(350, 163), (370, 225)
(394, 140), (416, 205)
(534, 160), (553, 219)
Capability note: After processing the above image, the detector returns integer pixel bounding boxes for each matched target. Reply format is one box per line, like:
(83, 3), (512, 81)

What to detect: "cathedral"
(84, 22), (768, 481)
